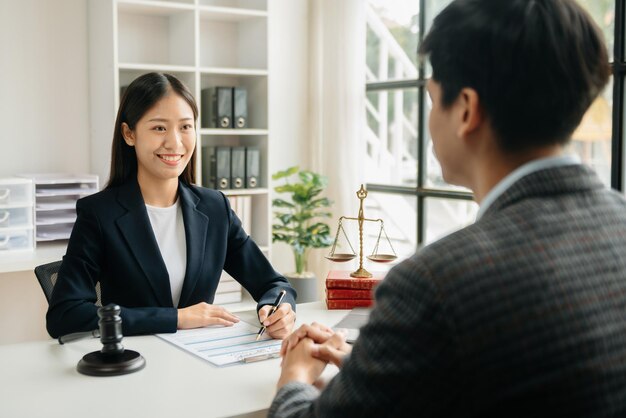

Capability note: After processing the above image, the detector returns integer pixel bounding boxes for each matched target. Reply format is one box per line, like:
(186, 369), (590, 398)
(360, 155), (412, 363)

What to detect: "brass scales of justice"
(325, 185), (397, 278)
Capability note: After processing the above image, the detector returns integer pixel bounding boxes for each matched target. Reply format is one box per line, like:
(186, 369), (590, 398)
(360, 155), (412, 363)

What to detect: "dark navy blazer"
(46, 179), (295, 337)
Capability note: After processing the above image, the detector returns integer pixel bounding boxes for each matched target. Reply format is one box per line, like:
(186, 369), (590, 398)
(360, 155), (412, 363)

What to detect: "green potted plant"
(272, 166), (333, 302)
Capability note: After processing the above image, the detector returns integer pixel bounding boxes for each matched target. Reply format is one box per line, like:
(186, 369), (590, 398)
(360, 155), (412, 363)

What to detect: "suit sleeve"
(219, 193), (297, 311)
(46, 199), (177, 338)
(268, 257), (462, 418)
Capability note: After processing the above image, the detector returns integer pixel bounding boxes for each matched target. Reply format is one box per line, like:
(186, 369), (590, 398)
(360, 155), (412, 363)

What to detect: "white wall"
(0, 271), (49, 344)
(0, 0), (308, 188)
(0, 0), (90, 177)
(0, 0), (90, 344)
(268, 0), (310, 275)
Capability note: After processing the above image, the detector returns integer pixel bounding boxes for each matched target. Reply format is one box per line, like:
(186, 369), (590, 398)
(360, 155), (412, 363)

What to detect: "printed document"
(157, 320), (281, 366)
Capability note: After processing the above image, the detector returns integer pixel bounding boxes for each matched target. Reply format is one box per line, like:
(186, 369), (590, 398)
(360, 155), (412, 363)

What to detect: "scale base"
(77, 349), (146, 377)
(350, 268), (373, 278)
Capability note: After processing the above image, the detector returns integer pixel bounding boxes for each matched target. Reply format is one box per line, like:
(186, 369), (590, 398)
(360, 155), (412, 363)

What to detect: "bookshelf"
(88, 0), (271, 310)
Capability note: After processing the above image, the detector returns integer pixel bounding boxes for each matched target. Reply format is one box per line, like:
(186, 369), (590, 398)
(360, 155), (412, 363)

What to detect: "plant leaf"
(272, 198), (295, 208)
(298, 171), (315, 185)
(311, 211), (333, 218)
(274, 184), (299, 194)
(276, 213), (294, 225)
(272, 166), (299, 180)
(306, 197), (332, 209)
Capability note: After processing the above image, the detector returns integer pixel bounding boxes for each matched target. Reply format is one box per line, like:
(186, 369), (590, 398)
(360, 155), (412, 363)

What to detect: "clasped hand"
(277, 322), (353, 389)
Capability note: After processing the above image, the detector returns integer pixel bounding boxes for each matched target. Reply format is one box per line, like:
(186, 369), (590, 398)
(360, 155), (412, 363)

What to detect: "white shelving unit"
(88, 0), (271, 310)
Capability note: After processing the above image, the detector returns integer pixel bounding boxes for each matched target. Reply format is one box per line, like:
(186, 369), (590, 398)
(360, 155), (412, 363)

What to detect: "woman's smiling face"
(122, 92), (196, 184)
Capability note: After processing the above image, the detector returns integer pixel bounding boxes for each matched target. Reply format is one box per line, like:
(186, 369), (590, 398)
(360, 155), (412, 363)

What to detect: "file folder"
(231, 147), (246, 189)
(201, 87), (233, 129)
(202, 146), (231, 189)
(245, 147), (260, 188)
(233, 87), (247, 129)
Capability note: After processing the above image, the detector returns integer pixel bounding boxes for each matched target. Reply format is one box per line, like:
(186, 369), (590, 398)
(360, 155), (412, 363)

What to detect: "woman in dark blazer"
(46, 73), (296, 338)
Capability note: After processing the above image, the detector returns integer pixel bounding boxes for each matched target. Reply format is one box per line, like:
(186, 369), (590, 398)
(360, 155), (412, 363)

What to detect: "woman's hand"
(177, 302), (239, 329)
(258, 303), (296, 339)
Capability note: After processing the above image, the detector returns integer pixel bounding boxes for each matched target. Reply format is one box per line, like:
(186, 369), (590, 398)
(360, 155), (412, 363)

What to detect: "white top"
(145, 200), (187, 307)
(477, 154), (581, 219)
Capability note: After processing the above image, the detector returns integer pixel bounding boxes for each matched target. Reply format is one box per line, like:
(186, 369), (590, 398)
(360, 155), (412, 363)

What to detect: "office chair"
(34, 260), (101, 306)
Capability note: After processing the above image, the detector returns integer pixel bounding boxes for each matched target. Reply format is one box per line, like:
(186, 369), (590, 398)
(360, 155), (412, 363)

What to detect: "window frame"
(366, 0), (474, 245)
(366, 0), (625, 247)
(612, 0), (625, 191)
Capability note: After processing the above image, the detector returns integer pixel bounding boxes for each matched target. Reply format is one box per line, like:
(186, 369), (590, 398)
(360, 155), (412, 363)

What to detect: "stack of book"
(325, 270), (386, 310)
(213, 271), (243, 305)
(227, 195), (252, 233)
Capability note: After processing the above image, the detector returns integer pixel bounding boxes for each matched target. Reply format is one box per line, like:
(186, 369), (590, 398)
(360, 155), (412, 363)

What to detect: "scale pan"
(325, 253), (357, 262)
(367, 254), (397, 263)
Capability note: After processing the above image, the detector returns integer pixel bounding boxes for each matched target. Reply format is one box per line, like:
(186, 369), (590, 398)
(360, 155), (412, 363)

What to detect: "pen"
(255, 289), (287, 341)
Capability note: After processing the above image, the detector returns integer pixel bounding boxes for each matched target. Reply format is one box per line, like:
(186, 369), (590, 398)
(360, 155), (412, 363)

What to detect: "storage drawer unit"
(0, 229), (34, 252)
(0, 178), (35, 253)
(18, 174), (98, 244)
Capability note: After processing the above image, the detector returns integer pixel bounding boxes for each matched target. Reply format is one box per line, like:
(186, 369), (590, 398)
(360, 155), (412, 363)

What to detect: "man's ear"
(121, 123), (135, 146)
(456, 88), (483, 139)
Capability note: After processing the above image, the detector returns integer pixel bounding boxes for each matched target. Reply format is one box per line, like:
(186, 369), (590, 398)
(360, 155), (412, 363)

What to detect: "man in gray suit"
(269, 0), (626, 416)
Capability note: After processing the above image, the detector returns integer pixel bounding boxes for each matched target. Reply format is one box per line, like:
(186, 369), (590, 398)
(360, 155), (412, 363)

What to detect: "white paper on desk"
(156, 321), (282, 367)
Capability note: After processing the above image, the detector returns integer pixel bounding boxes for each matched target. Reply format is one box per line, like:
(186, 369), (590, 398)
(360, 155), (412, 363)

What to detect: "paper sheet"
(157, 320), (282, 366)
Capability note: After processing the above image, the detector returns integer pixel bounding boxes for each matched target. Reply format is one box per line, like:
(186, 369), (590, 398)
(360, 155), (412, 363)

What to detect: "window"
(364, 0), (624, 254)
(572, 0), (616, 186)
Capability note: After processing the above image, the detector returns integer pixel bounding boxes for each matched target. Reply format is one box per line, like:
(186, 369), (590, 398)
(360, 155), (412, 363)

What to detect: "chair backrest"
(34, 260), (101, 306)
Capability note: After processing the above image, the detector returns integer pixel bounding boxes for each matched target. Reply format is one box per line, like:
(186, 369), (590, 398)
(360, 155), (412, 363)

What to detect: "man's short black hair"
(419, 0), (611, 152)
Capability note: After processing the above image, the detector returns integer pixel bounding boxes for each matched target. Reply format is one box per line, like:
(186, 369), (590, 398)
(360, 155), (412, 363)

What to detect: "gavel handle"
(58, 329), (100, 345)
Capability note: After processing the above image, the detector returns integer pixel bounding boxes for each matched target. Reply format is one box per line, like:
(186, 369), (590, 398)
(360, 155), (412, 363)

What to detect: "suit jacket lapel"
(177, 182), (209, 307)
(114, 179), (173, 307)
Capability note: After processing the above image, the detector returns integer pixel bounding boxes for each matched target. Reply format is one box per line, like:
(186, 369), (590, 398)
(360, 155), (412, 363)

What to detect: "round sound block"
(77, 349), (146, 377)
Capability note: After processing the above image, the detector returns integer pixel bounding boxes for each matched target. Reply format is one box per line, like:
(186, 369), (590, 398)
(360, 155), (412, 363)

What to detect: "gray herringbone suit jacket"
(269, 164), (626, 417)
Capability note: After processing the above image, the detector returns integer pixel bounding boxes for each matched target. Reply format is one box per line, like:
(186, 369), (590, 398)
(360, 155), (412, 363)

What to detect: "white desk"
(0, 302), (347, 418)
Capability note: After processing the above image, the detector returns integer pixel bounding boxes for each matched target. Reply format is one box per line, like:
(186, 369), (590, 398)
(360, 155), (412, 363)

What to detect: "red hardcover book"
(325, 288), (373, 300)
(326, 298), (374, 310)
(325, 270), (385, 290)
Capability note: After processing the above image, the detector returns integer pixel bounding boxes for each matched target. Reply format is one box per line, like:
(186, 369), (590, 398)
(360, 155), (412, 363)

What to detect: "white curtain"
(307, 0), (367, 293)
